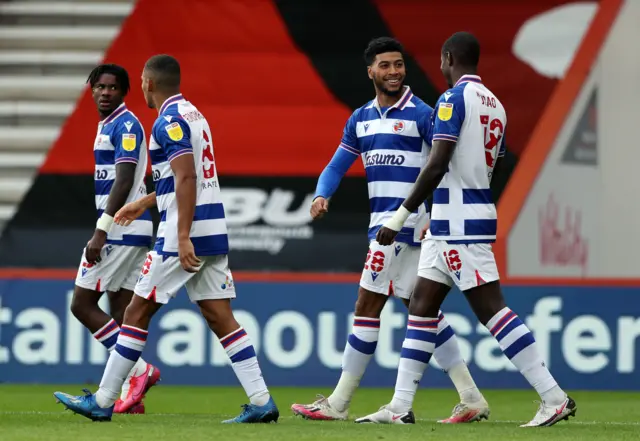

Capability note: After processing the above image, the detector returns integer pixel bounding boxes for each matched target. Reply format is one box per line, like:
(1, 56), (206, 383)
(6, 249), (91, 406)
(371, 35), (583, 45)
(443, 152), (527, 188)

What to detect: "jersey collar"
(101, 102), (127, 125)
(370, 86), (414, 112)
(159, 93), (185, 114)
(454, 75), (482, 87)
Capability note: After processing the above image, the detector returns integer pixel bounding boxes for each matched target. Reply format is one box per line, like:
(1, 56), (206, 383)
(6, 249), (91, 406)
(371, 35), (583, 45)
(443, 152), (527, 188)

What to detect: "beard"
(374, 75), (404, 97)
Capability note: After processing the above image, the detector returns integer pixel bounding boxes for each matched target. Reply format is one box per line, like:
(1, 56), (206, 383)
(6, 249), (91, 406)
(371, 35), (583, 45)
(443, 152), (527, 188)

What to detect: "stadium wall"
(0, 275), (638, 391)
(0, 0), (581, 271)
(499, 0), (640, 280)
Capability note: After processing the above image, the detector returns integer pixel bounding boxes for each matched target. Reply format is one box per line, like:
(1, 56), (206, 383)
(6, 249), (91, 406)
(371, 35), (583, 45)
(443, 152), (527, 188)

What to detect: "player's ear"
(367, 66), (373, 80)
(446, 52), (453, 66)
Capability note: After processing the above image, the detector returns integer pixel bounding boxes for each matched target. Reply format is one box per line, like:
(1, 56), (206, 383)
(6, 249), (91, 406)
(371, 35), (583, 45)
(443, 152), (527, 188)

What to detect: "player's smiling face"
(92, 73), (123, 116)
(368, 52), (405, 97)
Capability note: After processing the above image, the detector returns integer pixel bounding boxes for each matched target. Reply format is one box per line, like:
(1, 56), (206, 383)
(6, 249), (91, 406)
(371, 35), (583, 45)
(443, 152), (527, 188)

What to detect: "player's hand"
(310, 197), (329, 220)
(85, 230), (107, 264)
(178, 238), (202, 273)
(376, 226), (399, 246)
(420, 220), (431, 241)
(114, 201), (145, 227)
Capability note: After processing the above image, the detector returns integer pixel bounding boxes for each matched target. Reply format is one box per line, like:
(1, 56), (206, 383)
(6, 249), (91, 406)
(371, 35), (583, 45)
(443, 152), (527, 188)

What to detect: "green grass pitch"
(0, 385), (638, 440)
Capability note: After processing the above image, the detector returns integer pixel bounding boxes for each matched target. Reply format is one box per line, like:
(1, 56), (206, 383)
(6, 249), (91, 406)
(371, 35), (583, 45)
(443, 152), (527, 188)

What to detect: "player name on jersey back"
(429, 75), (507, 243)
(340, 86), (431, 246)
(149, 94), (229, 257)
(93, 103), (152, 247)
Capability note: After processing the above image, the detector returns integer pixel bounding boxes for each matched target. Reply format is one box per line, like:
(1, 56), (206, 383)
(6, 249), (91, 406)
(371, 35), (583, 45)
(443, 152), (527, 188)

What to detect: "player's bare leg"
(197, 299), (278, 423)
(106, 289), (130, 325)
(70, 286), (114, 336)
(463, 281), (576, 427)
(106, 288), (157, 414)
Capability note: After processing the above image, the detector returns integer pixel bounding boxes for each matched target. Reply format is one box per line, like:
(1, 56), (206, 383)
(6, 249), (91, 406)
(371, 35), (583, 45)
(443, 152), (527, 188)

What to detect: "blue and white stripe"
(93, 103), (152, 247)
(342, 87), (431, 245)
(398, 315), (439, 369)
(488, 308), (536, 361)
(150, 96), (229, 256)
(429, 75), (505, 243)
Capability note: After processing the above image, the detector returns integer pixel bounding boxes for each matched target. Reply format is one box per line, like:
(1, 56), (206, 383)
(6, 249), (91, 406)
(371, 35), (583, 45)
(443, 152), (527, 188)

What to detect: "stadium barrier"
(1, 276), (638, 391)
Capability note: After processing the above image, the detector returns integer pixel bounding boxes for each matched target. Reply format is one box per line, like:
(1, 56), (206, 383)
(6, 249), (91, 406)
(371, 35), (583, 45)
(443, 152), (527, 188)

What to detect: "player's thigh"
(185, 254), (236, 304)
(389, 243), (420, 300)
(408, 275), (451, 318)
(133, 251), (195, 305)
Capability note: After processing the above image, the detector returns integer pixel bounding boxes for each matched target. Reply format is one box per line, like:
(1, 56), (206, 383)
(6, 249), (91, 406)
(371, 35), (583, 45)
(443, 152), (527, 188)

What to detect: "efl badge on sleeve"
(122, 133), (136, 151)
(438, 103), (453, 122)
(165, 122), (184, 141)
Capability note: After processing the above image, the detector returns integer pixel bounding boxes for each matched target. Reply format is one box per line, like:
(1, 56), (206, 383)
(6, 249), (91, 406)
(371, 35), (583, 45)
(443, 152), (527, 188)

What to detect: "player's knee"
(197, 300), (238, 336)
(354, 287), (387, 318)
(70, 287), (98, 320)
(122, 297), (155, 329)
(108, 291), (132, 326)
(464, 281), (505, 325)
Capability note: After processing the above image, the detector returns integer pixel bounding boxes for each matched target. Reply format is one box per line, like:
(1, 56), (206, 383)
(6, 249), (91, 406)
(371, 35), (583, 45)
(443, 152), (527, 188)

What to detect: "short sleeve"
(113, 118), (144, 164)
(432, 91), (466, 143)
(153, 116), (193, 162)
(338, 110), (359, 155)
(416, 103), (433, 141)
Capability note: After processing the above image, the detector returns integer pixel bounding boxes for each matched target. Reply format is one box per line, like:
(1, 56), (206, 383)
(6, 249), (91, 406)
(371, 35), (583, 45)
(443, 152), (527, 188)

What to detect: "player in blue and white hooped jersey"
(68, 64), (159, 416)
(54, 55), (278, 424)
(291, 37), (489, 424)
(368, 32), (576, 428)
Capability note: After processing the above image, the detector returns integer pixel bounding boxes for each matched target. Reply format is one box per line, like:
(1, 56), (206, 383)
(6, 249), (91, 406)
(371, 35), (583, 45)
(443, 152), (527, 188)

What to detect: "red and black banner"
(0, 0), (576, 269)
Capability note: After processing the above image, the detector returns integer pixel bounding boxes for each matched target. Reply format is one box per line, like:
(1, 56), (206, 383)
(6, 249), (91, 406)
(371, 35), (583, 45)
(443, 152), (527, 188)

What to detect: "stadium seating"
(0, 0), (134, 235)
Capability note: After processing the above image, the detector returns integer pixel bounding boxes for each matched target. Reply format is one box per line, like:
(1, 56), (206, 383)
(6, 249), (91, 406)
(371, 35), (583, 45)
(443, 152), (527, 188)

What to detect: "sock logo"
(443, 249), (462, 280)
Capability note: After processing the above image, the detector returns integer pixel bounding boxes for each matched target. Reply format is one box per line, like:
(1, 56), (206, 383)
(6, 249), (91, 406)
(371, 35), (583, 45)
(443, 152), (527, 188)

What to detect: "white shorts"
(359, 240), (420, 300)
(417, 239), (500, 291)
(75, 244), (147, 293)
(133, 251), (236, 304)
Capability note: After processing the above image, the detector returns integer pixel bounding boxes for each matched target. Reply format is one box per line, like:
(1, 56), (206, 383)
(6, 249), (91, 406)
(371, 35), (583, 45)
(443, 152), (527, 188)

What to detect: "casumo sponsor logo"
(364, 152), (406, 167)
(220, 188), (314, 255)
(0, 293), (637, 378)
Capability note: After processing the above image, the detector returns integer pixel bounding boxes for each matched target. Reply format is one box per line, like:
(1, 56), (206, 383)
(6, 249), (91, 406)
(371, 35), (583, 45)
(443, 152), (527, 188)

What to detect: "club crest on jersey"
(438, 103), (453, 121)
(165, 122), (183, 141)
(122, 133), (136, 151)
(392, 120), (405, 133)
